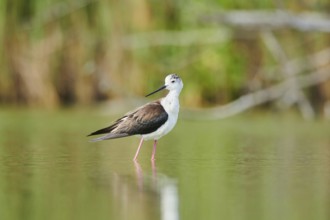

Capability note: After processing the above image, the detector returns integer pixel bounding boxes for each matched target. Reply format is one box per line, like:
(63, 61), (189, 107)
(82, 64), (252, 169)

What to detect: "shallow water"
(0, 109), (329, 220)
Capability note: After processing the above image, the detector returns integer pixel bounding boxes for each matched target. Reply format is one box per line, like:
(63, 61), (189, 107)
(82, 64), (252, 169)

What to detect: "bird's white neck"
(161, 90), (180, 114)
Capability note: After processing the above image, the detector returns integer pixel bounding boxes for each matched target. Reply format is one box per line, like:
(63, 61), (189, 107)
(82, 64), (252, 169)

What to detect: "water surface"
(0, 109), (329, 220)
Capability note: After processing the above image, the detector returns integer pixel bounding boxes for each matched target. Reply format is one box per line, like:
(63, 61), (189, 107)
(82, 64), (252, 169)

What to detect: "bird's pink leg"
(151, 140), (158, 161)
(133, 138), (144, 161)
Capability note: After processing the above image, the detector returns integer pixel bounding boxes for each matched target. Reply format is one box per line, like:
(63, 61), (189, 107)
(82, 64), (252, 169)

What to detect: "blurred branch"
(201, 10), (330, 32)
(256, 47), (330, 81)
(184, 67), (330, 120)
(122, 29), (230, 49)
(261, 31), (315, 119)
(184, 48), (330, 120)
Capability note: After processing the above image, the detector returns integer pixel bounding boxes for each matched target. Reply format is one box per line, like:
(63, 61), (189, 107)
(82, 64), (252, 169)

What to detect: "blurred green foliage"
(0, 0), (329, 109)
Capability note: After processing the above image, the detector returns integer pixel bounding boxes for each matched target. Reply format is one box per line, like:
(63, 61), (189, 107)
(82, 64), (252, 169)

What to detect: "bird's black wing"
(87, 100), (168, 141)
(124, 101), (168, 135)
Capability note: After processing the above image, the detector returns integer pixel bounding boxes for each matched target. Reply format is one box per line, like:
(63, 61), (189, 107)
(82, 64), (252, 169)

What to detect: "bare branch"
(183, 47), (330, 120)
(183, 65), (330, 120)
(261, 31), (315, 119)
(201, 10), (330, 33)
(257, 47), (330, 81)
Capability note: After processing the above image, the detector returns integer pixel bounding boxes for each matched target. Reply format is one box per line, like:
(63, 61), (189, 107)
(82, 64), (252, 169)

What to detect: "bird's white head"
(146, 74), (183, 97)
(164, 74), (183, 93)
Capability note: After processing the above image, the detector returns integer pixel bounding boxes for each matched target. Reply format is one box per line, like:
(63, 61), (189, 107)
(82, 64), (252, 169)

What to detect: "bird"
(88, 74), (183, 161)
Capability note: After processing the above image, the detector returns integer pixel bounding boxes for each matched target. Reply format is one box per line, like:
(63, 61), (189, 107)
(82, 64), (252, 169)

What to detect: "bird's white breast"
(142, 92), (180, 140)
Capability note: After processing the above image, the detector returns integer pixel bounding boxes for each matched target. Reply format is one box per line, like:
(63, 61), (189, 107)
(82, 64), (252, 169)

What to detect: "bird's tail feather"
(87, 125), (116, 136)
(89, 133), (130, 142)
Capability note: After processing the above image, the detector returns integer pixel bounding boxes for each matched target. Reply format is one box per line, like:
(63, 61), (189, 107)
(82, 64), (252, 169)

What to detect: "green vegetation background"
(0, 0), (329, 112)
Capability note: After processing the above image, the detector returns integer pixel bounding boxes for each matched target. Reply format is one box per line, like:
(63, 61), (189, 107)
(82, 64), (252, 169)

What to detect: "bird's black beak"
(145, 85), (167, 97)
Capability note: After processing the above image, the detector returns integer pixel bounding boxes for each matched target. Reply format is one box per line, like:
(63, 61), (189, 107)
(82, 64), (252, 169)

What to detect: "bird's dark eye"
(171, 80), (175, 83)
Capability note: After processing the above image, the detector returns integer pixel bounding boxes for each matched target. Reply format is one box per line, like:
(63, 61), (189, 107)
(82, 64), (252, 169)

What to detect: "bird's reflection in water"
(108, 159), (179, 220)
(134, 160), (179, 220)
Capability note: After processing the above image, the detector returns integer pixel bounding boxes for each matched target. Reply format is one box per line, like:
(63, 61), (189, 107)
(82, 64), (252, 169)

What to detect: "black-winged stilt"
(88, 74), (183, 161)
